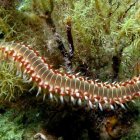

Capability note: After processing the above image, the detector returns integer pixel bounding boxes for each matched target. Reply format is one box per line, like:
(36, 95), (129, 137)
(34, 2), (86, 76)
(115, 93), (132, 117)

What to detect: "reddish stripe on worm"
(0, 42), (140, 110)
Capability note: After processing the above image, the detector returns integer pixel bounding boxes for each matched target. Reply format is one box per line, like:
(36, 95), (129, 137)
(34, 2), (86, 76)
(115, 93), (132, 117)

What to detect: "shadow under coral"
(0, 91), (139, 140)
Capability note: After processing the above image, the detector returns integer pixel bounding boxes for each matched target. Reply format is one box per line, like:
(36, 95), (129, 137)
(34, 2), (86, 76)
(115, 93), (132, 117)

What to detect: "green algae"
(0, 105), (43, 140)
(0, 61), (29, 101)
(120, 102), (140, 140)
(0, 109), (24, 140)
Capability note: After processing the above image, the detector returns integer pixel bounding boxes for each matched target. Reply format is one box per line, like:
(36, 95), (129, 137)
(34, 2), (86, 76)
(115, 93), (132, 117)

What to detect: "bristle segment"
(0, 42), (140, 110)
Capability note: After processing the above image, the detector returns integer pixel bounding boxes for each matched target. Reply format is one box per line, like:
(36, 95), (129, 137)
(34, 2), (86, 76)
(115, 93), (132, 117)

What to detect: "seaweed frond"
(0, 60), (29, 101)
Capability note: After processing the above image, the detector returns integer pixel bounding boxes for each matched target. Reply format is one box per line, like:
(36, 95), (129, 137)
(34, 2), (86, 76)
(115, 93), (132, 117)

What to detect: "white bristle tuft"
(71, 96), (75, 104)
(76, 92), (80, 97)
(60, 95), (64, 103)
(53, 96), (58, 102)
(43, 94), (46, 101)
(23, 69), (27, 74)
(110, 104), (114, 110)
(84, 96), (88, 100)
(36, 86), (41, 97)
(75, 72), (81, 76)
(131, 100), (136, 103)
(24, 77), (32, 83)
(120, 103), (126, 109)
(99, 103), (103, 111)
(29, 85), (36, 92)
(115, 100), (120, 105)
(88, 100), (93, 109)
(78, 98), (82, 106)
(94, 98), (98, 103)
(23, 73), (28, 80)
(49, 93), (53, 100)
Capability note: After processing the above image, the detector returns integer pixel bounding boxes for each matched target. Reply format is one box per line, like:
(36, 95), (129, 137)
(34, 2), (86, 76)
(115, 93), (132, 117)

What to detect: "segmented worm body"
(0, 41), (140, 110)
